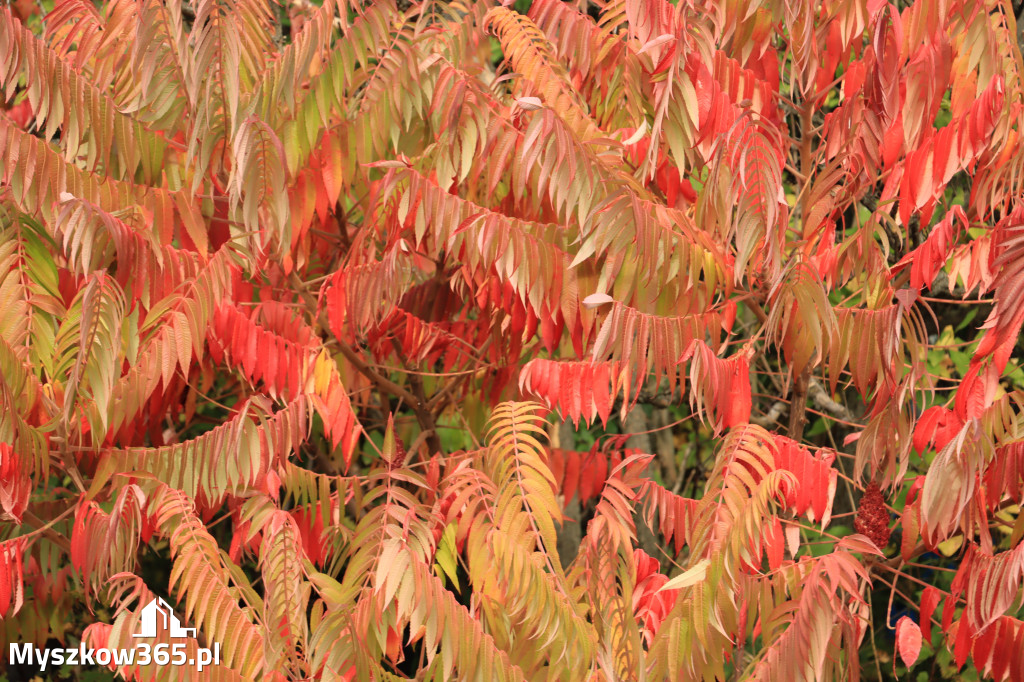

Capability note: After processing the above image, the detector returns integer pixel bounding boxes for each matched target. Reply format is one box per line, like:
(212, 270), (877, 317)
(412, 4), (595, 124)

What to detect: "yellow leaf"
(434, 523), (460, 590)
(937, 535), (963, 557)
(661, 558), (711, 591)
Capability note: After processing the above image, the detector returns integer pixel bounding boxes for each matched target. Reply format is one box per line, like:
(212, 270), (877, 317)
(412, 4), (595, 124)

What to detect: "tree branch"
(752, 379), (854, 431)
(287, 273), (441, 447)
(21, 509), (73, 553)
(807, 379), (855, 422)
(393, 344), (443, 455)
(751, 400), (788, 428)
(787, 367), (810, 441)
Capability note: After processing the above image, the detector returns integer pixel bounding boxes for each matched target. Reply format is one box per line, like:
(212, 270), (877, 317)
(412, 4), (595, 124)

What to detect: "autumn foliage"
(0, 0), (1023, 679)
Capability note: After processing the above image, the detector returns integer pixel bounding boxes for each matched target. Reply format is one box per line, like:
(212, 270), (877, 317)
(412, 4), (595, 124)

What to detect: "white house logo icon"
(133, 598), (197, 639)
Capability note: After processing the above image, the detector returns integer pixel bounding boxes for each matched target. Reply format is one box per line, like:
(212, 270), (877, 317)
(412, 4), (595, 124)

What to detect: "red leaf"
(540, 310), (561, 355)
(843, 60), (866, 98)
(989, 617), (1023, 680)
(211, 303), (311, 399)
(0, 547), (10, 616)
(71, 502), (90, 574)
(0, 538), (25, 617)
(972, 620), (999, 673)
(942, 592), (956, 633)
(893, 206), (966, 290)
(955, 361), (999, 420)
(632, 549), (678, 644)
(228, 518), (252, 563)
(684, 341), (752, 434)
(581, 453), (608, 504)
(243, 318), (259, 380)
(264, 336), (279, 397)
(985, 441), (1024, 508)
(0, 442), (28, 523)
(721, 299), (737, 334)
(913, 406), (963, 454)
(642, 482), (699, 555)
(519, 359), (634, 427)
(593, 362), (612, 426)
(385, 625), (404, 665)
(954, 618), (974, 670)
(975, 209), (1024, 372)
(896, 616), (922, 668)
(771, 437), (837, 522)
(919, 586), (942, 645)
(722, 356), (752, 428)
(882, 114), (904, 170)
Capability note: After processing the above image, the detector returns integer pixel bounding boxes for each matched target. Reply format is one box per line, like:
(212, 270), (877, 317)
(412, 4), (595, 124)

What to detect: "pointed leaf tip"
(582, 293), (615, 309)
(516, 97), (543, 110)
(637, 34), (676, 55)
(660, 559), (710, 591)
(382, 414), (397, 466)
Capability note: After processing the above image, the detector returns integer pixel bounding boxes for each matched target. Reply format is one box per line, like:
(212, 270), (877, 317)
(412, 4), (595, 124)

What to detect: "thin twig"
(20, 509), (74, 553)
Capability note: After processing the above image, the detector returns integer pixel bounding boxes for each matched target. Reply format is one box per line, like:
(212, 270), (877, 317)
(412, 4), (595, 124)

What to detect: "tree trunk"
(626, 408), (663, 561)
(554, 419), (583, 568)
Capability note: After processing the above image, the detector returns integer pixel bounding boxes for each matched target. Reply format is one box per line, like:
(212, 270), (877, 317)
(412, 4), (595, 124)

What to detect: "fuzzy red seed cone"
(854, 481), (891, 549)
